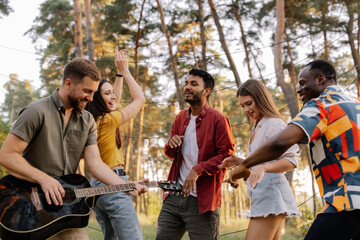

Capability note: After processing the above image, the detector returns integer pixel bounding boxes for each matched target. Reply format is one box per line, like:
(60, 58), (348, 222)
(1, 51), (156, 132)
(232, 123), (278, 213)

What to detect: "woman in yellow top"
(86, 47), (146, 240)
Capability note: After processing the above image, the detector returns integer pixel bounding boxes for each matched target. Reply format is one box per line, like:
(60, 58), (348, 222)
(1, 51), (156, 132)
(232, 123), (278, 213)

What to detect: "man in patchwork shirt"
(228, 59), (360, 239)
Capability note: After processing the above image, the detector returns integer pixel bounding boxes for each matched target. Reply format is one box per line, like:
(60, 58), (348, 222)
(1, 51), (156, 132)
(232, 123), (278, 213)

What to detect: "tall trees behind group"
(1, 0), (360, 218)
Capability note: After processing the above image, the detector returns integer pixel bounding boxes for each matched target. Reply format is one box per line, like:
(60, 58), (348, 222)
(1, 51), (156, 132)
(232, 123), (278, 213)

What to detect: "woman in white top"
(219, 79), (300, 240)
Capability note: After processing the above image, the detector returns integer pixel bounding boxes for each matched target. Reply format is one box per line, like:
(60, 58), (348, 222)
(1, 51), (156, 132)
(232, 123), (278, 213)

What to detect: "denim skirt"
(248, 172), (301, 218)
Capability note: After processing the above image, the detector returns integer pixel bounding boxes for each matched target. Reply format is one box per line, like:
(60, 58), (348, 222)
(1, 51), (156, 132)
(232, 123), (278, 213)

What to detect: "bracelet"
(116, 73), (123, 78)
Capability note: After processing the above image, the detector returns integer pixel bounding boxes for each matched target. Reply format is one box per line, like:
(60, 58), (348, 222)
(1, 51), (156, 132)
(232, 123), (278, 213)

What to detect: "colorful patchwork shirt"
(291, 85), (360, 213)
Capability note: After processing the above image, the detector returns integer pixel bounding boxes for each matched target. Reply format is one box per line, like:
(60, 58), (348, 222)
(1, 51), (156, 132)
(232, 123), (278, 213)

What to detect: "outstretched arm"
(228, 124), (305, 185)
(84, 144), (147, 196)
(242, 124), (305, 168)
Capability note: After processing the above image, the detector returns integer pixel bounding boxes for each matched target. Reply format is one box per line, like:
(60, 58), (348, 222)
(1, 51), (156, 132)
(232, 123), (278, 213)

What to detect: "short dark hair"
(63, 57), (101, 85)
(189, 68), (215, 94)
(305, 59), (336, 82)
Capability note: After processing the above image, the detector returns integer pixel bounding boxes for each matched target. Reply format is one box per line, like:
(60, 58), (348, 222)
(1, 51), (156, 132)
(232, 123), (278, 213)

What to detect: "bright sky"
(0, 0), (44, 105)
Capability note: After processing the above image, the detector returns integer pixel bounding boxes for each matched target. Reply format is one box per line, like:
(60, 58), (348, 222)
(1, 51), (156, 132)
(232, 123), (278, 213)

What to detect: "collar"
(51, 88), (81, 117)
(186, 102), (210, 120)
(321, 85), (341, 96)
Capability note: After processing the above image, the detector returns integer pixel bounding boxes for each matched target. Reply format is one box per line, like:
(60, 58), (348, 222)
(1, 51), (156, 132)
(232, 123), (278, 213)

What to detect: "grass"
(86, 212), (306, 240)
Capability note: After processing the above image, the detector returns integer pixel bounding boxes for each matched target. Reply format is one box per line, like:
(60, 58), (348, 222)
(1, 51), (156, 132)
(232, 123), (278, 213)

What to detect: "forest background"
(0, 0), (359, 239)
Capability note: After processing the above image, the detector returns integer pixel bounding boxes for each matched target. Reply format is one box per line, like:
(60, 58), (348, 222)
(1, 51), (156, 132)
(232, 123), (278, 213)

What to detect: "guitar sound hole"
(63, 189), (77, 204)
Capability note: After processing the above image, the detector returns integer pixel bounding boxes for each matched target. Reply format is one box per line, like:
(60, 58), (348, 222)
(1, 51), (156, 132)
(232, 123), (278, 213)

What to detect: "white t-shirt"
(178, 113), (198, 197)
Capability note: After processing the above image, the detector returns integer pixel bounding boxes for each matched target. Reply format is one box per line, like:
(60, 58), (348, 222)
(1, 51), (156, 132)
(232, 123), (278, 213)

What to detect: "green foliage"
(0, 116), (9, 148)
(25, 0), (75, 95)
(1, 74), (40, 125)
(0, 0), (12, 18)
(95, 0), (136, 43)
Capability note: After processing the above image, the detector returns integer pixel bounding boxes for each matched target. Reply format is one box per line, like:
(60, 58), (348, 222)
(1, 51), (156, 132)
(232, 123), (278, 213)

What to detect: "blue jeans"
(91, 176), (142, 240)
(156, 194), (220, 240)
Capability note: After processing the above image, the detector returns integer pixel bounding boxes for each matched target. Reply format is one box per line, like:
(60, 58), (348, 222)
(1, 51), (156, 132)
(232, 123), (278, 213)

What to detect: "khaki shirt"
(10, 89), (97, 177)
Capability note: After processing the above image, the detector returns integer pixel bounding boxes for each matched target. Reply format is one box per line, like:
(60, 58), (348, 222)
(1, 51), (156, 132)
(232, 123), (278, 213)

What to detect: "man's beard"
(68, 94), (86, 111)
(184, 89), (204, 104)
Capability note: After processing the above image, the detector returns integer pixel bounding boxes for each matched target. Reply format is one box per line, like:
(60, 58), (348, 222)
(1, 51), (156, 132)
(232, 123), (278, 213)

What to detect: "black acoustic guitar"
(0, 174), (181, 240)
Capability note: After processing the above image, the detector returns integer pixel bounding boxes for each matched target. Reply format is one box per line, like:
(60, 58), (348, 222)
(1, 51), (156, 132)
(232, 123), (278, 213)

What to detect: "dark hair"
(63, 57), (101, 85)
(305, 59), (336, 83)
(85, 79), (109, 120)
(85, 79), (122, 148)
(189, 69), (215, 98)
(237, 79), (284, 121)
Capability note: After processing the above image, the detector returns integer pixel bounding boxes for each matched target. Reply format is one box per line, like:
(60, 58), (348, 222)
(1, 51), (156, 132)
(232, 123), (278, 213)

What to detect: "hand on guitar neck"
(128, 178), (149, 197)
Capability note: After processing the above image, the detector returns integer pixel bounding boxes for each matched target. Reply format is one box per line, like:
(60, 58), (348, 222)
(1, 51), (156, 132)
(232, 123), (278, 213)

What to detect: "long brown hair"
(237, 79), (285, 122)
(85, 79), (122, 148)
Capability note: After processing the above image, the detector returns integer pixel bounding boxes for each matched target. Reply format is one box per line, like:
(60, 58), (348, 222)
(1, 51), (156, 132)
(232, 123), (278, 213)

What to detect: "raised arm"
(113, 46), (124, 108)
(115, 50), (146, 124)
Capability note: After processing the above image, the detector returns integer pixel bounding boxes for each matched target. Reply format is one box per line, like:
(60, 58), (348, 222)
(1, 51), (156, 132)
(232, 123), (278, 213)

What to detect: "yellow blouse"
(96, 111), (124, 168)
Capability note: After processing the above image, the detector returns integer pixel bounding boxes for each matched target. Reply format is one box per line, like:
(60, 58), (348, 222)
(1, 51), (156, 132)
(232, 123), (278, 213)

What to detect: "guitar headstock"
(157, 180), (182, 192)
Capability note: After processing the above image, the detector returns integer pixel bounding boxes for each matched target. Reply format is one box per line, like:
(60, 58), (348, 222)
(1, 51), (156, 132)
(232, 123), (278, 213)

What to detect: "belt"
(113, 168), (126, 176)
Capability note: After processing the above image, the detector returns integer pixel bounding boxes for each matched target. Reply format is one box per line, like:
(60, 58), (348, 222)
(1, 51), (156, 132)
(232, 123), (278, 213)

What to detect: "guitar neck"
(74, 181), (158, 198)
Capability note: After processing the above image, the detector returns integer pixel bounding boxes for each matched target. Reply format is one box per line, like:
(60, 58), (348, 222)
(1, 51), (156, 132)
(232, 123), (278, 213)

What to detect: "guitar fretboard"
(75, 181), (158, 198)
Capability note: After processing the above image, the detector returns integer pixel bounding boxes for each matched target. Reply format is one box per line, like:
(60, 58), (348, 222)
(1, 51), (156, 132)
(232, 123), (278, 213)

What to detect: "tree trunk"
(274, 0), (299, 187)
(208, 0), (241, 87)
(234, 187), (239, 220)
(197, 0), (207, 71)
(223, 184), (230, 223)
(321, 3), (329, 60)
(188, 24), (199, 69)
(357, 18), (360, 56)
(273, 0), (299, 119)
(285, 32), (298, 94)
(135, 106), (146, 212)
(232, 5), (252, 79)
(124, 119), (134, 174)
(134, 0), (146, 213)
(345, 3), (360, 97)
(156, 0), (185, 109)
(73, 0), (83, 57)
(249, 48), (265, 84)
(84, 0), (94, 61)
